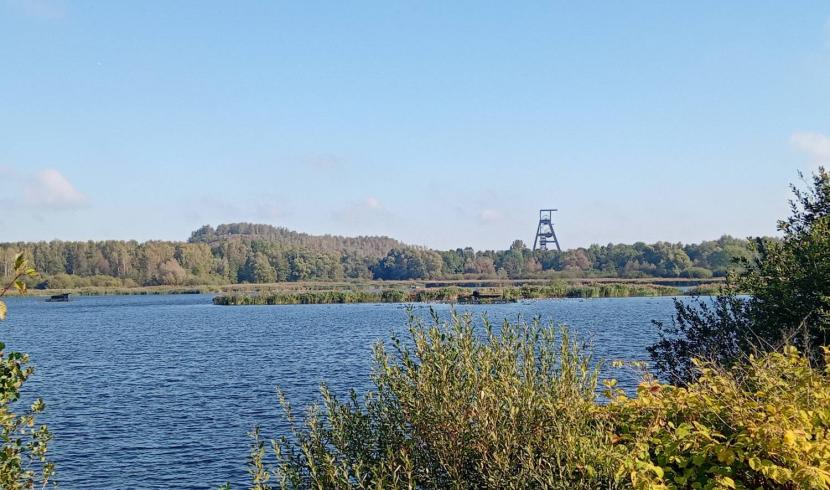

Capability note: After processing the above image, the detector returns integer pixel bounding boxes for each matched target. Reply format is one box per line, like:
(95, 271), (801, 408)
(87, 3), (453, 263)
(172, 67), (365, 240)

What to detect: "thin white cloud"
(478, 208), (504, 224)
(23, 169), (88, 209)
(365, 196), (382, 209)
(791, 131), (830, 168)
(4, 0), (65, 19)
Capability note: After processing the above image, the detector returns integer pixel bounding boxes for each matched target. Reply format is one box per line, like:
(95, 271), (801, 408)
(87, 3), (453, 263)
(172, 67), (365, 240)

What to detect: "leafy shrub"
(379, 288), (407, 303)
(649, 294), (752, 384)
(252, 311), (621, 489)
(244, 310), (830, 489)
(0, 254), (54, 489)
(608, 346), (830, 489)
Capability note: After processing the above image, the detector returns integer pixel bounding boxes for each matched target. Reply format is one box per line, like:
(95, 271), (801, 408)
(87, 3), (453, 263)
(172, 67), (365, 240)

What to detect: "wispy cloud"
(478, 208), (504, 224)
(4, 0), (65, 19)
(23, 169), (88, 209)
(365, 196), (382, 209)
(791, 131), (830, 168)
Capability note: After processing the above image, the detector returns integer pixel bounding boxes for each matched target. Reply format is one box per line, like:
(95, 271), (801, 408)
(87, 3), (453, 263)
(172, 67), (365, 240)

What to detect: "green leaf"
(14, 252), (25, 270)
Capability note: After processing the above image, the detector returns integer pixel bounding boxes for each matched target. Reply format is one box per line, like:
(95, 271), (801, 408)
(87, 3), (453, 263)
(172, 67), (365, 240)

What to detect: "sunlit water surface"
(2, 294), (683, 488)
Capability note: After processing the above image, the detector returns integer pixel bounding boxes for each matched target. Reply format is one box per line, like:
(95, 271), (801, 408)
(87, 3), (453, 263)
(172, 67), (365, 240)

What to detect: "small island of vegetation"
(212, 281), (683, 306)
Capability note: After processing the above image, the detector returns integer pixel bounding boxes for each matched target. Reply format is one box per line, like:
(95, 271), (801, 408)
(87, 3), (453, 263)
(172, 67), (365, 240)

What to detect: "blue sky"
(1, 1), (829, 250)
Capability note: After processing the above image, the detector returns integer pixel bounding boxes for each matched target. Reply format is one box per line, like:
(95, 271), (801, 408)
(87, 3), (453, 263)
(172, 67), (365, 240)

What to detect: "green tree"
(743, 169), (830, 359)
(240, 253), (276, 284)
(650, 168), (830, 382)
(0, 254), (54, 489)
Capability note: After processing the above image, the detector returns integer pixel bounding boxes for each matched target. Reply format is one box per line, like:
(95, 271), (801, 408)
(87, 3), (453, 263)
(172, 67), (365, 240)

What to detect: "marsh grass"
(213, 283), (681, 306)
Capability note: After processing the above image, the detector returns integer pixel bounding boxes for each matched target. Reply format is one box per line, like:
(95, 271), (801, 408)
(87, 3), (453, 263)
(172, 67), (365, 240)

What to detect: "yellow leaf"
(720, 476), (736, 488)
(0, 300), (6, 321)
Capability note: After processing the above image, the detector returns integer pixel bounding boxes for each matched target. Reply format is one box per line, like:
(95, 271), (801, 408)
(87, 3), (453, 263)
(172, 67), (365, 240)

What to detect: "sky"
(1, 1), (829, 250)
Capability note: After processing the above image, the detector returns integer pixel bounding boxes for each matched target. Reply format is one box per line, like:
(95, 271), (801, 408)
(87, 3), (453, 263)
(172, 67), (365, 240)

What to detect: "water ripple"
(1, 294), (678, 488)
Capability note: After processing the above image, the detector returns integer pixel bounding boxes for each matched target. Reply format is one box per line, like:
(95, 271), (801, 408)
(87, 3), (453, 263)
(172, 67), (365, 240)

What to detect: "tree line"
(0, 222), (756, 288)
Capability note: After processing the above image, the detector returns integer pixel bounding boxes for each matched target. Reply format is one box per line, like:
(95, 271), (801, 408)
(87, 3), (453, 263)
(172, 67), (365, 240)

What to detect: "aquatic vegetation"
(213, 283), (681, 306)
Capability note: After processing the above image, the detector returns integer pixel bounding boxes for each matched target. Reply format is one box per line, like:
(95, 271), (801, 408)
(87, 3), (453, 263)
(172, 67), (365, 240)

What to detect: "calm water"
(1, 294), (681, 489)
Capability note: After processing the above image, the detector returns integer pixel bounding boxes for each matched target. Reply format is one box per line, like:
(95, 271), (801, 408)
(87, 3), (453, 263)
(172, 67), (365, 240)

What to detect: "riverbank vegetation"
(247, 311), (830, 489)
(0, 254), (54, 489)
(1, 223), (756, 290)
(212, 282), (682, 306)
(9, 276), (713, 299)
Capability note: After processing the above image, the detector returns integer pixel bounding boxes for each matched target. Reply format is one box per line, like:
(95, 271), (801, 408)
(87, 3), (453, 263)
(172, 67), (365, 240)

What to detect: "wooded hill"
(0, 223), (756, 288)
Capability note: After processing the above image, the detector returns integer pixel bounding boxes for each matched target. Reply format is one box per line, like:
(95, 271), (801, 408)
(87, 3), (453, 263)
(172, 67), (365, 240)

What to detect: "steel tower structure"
(532, 209), (561, 252)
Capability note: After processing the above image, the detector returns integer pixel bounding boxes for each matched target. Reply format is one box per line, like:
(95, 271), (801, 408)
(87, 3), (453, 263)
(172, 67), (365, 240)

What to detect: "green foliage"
(0, 253), (38, 321)
(252, 312), (621, 489)
(609, 346), (830, 489)
(372, 248), (444, 280)
(741, 169), (830, 362)
(649, 293), (752, 384)
(650, 168), (830, 382)
(679, 267), (713, 279)
(0, 254), (54, 489)
(242, 312), (830, 489)
(2, 223), (755, 290)
(213, 283), (681, 306)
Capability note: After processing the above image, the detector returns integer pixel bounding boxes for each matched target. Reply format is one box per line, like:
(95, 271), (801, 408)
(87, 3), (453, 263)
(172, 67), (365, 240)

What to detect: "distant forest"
(0, 223), (756, 288)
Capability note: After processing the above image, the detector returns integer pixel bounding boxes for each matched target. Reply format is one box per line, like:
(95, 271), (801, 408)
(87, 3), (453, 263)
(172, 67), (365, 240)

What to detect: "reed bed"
(213, 283), (682, 305)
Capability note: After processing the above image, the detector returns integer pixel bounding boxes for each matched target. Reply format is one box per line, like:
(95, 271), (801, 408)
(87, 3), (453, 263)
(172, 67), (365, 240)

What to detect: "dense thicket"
(1, 222), (754, 288)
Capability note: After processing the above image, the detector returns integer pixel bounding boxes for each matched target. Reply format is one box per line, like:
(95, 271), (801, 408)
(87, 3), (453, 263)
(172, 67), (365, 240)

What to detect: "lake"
(1, 294), (682, 489)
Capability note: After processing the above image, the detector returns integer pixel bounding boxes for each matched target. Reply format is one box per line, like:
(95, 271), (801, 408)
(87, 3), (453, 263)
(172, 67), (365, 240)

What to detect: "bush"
(680, 267), (713, 279)
(252, 311), (620, 489)
(651, 168), (830, 381)
(608, 346), (830, 489)
(244, 311), (830, 489)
